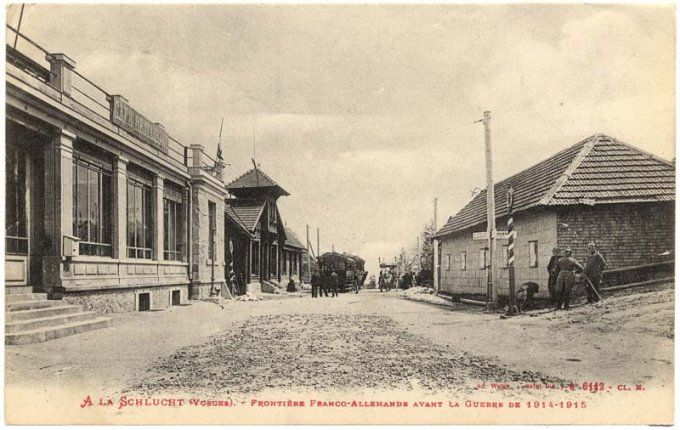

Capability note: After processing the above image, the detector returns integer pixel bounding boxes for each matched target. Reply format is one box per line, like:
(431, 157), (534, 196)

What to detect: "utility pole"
(483, 111), (497, 311)
(317, 228), (320, 258)
(433, 198), (438, 231)
(433, 197), (439, 292)
(416, 235), (420, 272)
(306, 224), (310, 284)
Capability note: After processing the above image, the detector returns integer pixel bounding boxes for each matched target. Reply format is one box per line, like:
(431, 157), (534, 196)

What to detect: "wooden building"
(433, 134), (675, 298)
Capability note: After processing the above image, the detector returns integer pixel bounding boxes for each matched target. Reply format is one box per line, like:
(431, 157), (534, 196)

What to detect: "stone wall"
(189, 176), (227, 299)
(63, 284), (189, 313)
(556, 202), (675, 269)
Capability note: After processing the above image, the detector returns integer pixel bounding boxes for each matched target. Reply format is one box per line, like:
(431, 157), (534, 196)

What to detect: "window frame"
(479, 248), (488, 270)
(528, 240), (539, 268)
(460, 251), (467, 271)
(72, 155), (113, 257)
(6, 145), (29, 255)
(501, 244), (509, 269)
(126, 175), (154, 259)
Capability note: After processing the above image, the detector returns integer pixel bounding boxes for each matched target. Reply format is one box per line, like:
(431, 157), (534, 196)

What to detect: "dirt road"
(5, 285), (674, 420)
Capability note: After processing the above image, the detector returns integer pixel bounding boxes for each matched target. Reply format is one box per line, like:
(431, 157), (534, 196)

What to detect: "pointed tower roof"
(226, 166), (289, 199)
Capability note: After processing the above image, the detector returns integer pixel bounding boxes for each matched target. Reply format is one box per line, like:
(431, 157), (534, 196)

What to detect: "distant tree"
(418, 221), (436, 285)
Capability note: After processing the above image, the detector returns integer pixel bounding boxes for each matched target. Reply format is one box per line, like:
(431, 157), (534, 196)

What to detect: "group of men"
(309, 269), (340, 298)
(546, 243), (607, 310)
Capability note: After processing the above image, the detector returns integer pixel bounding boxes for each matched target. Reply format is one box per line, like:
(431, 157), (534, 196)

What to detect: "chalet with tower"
(224, 166), (302, 289)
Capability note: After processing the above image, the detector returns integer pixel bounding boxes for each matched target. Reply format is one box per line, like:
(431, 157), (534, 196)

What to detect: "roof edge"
(538, 137), (597, 206)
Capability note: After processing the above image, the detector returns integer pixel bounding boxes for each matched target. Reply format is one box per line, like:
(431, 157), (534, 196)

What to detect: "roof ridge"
(538, 136), (598, 205)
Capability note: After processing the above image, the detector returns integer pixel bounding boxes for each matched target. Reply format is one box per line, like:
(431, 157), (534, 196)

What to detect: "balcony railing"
(6, 24), (196, 169)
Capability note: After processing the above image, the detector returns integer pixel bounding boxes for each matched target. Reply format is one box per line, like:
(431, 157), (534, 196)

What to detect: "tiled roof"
(225, 205), (252, 236)
(225, 199), (266, 232)
(284, 227), (306, 250)
(226, 167), (289, 196)
(434, 134), (675, 238)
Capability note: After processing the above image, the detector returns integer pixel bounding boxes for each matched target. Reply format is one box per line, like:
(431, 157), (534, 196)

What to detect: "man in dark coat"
(547, 247), (561, 308)
(310, 269), (322, 298)
(329, 271), (339, 297)
(554, 248), (584, 310)
(319, 270), (330, 297)
(584, 243), (607, 303)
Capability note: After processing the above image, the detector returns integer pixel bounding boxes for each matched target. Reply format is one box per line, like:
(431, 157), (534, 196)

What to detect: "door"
(5, 143), (30, 286)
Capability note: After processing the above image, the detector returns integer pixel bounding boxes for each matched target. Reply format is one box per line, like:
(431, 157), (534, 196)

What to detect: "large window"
(529, 241), (539, 268)
(163, 184), (183, 261)
(6, 146), (28, 255)
(127, 174), (153, 259)
(73, 155), (113, 256)
(163, 199), (182, 261)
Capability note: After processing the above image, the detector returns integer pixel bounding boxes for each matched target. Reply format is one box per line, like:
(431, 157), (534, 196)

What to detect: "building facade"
(6, 39), (227, 312)
(433, 135), (675, 298)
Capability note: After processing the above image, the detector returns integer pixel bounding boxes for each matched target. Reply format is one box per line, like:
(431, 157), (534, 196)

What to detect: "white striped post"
(506, 186), (518, 316)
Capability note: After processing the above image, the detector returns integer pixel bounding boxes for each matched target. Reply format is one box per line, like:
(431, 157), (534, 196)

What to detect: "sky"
(5, 4), (675, 277)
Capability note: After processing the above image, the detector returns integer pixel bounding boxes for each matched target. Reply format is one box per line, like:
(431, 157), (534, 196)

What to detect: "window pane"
(135, 185), (143, 249)
(529, 242), (538, 267)
(144, 188), (153, 251)
(102, 173), (112, 245)
(76, 164), (88, 240)
(127, 183), (135, 247)
(163, 199), (169, 252)
(5, 148), (20, 237)
(89, 168), (100, 243)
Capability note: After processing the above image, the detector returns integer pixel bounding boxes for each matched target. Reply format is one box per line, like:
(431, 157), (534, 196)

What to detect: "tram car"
(317, 252), (367, 292)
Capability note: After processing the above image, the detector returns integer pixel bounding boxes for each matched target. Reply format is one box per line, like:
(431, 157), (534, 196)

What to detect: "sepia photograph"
(2, 2), (676, 425)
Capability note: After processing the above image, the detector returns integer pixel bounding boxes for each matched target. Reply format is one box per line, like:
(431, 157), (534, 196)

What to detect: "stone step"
(5, 286), (35, 294)
(5, 311), (100, 334)
(6, 305), (83, 322)
(6, 300), (63, 312)
(5, 317), (113, 345)
(4, 293), (48, 303)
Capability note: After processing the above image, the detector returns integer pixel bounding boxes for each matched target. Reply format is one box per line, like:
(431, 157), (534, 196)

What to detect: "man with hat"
(554, 248), (584, 310)
(584, 243), (607, 303)
(546, 247), (561, 308)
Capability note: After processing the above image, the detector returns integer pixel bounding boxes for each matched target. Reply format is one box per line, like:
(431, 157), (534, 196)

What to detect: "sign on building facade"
(108, 95), (169, 154)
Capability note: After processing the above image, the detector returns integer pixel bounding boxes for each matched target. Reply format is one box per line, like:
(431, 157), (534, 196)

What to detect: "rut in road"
(128, 314), (563, 396)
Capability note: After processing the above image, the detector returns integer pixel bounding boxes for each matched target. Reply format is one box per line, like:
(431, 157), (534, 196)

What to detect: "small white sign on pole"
(473, 231), (510, 241)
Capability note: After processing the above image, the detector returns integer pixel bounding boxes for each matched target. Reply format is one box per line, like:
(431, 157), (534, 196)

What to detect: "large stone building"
(432, 134), (675, 298)
(5, 29), (306, 339)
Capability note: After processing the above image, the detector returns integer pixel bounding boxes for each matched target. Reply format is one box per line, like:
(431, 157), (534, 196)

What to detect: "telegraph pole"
(433, 197), (439, 292)
(433, 198), (438, 231)
(483, 111), (497, 311)
(306, 224), (311, 283)
(317, 228), (320, 258)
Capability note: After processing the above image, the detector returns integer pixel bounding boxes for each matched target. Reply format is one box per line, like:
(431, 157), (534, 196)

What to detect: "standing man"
(330, 271), (339, 297)
(320, 270), (330, 297)
(584, 243), (607, 303)
(379, 270), (385, 292)
(554, 248), (584, 311)
(310, 269), (321, 298)
(546, 247), (561, 308)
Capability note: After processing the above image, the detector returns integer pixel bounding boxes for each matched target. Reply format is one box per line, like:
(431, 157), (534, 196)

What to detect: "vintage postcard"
(2, 2), (676, 425)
